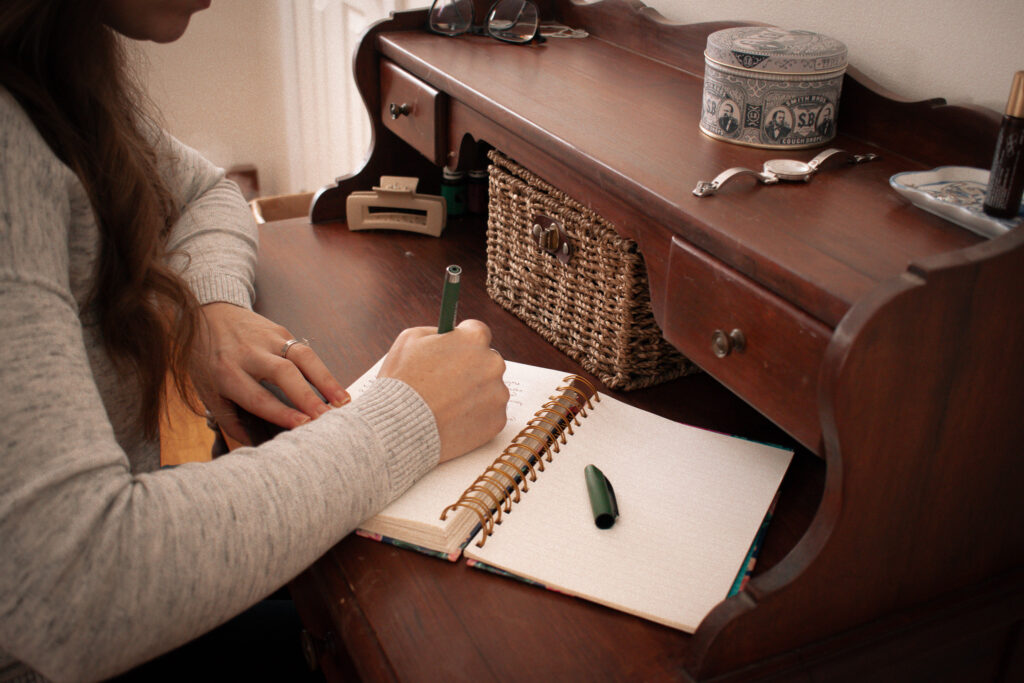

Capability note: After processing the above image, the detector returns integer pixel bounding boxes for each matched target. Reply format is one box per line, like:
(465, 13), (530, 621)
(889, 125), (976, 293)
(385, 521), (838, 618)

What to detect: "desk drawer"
(380, 60), (446, 165)
(664, 237), (831, 453)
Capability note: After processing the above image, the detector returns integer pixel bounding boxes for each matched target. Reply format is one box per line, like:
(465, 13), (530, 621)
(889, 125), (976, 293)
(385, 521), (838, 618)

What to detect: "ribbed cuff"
(187, 274), (254, 308)
(353, 377), (439, 499)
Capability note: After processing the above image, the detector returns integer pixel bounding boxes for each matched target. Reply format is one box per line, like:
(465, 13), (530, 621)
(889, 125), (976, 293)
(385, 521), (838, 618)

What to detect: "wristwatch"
(693, 148), (879, 197)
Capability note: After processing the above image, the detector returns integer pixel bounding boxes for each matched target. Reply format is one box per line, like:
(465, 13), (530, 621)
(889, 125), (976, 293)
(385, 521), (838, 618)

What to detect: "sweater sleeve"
(0, 97), (439, 682)
(0, 272), (438, 682)
(157, 132), (258, 309)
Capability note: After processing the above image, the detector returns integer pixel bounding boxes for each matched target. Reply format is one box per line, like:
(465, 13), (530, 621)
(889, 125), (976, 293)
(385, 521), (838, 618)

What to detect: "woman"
(0, 1), (509, 680)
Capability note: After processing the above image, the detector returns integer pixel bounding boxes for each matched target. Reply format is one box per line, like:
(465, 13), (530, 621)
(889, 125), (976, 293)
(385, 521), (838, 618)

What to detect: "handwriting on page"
(505, 378), (528, 426)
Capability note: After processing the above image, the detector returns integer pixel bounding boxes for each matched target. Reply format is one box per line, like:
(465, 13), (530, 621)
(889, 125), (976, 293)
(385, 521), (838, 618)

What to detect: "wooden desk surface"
(376, 29), (984, 329)
(253, 215), (822, 681)
(254, 216), (805, 442)
(289, 3), (1023, 678)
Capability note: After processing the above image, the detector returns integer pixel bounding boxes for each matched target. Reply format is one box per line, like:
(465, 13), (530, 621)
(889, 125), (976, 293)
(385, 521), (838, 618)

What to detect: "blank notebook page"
(463, 392), (793, 632)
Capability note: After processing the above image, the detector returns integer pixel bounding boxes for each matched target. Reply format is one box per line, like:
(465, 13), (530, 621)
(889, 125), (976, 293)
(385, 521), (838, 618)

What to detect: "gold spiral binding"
(547, 394), (583, 416)
(462, 484), (507, 524)
(439, 374), (602, 548)
(528, 414), (571, 441)
(479, 472), (518, 508)
(498, 449), (539, 482)
(557, 383), (596, 412)
(568, 376), (600, 405)
(540, 399), (580, 428)
(513, 428), (556, 460)
(440, 495), (494, 537)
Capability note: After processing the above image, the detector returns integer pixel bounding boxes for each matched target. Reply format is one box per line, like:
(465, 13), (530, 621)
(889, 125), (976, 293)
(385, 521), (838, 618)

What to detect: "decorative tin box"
(700, 26), (848, 149)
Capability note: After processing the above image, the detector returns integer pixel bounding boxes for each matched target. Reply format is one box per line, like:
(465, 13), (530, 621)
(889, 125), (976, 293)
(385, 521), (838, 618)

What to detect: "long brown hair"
(0, 0), (201, 439)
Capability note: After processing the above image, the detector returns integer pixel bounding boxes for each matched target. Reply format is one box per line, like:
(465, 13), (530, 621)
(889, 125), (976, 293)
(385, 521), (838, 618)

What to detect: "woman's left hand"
(192, 303), (350, 445)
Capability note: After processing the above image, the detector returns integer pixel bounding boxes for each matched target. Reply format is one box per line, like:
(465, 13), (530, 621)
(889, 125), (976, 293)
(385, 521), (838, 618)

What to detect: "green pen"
(437, 264), (462, 333)
(585, 464), (619, 529)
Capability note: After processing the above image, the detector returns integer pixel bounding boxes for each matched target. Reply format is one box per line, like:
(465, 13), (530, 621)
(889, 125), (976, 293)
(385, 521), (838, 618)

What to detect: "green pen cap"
(585, 464), (619, 529)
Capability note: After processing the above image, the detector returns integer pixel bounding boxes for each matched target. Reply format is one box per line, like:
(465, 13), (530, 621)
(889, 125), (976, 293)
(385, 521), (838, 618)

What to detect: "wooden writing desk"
(254, 1), (1024, 680)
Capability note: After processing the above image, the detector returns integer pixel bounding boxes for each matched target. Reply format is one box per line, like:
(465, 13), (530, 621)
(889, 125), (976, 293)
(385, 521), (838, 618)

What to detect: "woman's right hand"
(378, 320), (509, 462)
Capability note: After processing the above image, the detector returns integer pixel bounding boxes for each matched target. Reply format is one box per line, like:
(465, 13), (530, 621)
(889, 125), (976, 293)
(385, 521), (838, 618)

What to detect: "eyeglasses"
(428, 0), (542, 45)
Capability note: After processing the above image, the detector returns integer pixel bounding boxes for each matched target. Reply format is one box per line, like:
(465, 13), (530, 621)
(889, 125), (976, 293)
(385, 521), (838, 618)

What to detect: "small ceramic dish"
(889, 166), (1022, 239)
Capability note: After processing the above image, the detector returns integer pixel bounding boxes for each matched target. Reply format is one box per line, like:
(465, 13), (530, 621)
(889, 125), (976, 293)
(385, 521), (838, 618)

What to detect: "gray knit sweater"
(0, 88), (439, 682)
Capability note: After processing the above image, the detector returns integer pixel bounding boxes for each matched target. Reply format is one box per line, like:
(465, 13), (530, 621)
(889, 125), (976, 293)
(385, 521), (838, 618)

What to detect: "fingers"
(215, 360), (315, 430)
(203, 396), (251, 447)
(378, 319), (509, 462)
(279, 342), (351, 409)
(454, 318), (493, 346)
(256, 319), (495, 433)
(232, 342), (353, 429)
(196, 304), (355, 436)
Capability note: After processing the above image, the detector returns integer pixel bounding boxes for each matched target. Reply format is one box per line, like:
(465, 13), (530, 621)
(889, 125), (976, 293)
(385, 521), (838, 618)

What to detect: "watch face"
(763, 159), (812, 181)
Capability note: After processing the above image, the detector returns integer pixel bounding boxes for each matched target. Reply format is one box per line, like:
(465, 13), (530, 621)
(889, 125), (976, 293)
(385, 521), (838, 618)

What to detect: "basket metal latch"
(532, 214), (571, 263)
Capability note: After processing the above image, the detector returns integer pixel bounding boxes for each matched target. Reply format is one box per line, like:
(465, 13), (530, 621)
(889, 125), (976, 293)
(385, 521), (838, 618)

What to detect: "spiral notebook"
(351, 360), (792, 632)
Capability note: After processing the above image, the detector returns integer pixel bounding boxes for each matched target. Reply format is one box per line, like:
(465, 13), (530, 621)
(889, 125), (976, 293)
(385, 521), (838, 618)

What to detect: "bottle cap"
(442, 167), (465, 181)
(1005, 71), (1024, 119)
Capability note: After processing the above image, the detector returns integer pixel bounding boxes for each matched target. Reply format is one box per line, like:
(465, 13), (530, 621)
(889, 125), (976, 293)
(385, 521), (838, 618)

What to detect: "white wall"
(138, 0), (1024, 196)
(139, 2), (290, 196)
(652, 0), (1024, 113)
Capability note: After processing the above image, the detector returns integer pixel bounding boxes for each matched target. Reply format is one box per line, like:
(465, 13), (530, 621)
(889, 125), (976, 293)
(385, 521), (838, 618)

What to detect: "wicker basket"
(485, 150), (695, 390)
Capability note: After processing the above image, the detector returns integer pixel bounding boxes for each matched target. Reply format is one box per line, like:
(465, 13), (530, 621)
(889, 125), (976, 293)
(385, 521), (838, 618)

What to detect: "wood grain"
(159, 376), (213, 466)
(292, 1), (1023, 679)
(254, 215), (820, 682)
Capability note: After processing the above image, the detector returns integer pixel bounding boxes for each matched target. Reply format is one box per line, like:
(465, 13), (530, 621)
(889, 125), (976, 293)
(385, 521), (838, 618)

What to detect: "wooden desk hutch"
(258, 1), (1024, 680)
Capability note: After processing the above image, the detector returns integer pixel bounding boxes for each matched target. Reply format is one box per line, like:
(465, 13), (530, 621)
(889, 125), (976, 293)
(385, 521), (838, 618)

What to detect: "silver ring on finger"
(280, 337), (310, 359)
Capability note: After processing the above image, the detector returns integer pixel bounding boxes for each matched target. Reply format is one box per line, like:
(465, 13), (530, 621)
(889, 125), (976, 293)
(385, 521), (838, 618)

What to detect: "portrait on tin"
(817, 105), (835, 138)
(765, 108), (792, 142)
(717, 102), (739, 134)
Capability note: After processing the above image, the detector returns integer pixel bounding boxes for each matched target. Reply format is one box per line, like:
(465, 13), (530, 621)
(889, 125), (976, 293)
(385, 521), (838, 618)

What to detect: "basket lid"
(705, 26), (847, 74)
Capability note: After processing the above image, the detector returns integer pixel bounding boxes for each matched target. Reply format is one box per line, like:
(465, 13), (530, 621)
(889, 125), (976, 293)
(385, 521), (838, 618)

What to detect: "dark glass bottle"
(983, 71), (1024, 219)
(467, 169), (488, 214)
(441, 168), (467, 217)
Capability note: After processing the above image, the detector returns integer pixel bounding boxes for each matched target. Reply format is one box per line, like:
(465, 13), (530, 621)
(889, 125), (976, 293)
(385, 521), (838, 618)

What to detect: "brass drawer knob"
(711, 328), (746, 358)
(389, 102), (411, 119)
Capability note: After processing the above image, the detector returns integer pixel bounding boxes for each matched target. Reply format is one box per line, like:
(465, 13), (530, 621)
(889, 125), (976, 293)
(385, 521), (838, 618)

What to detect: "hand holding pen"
(377, 265), (509, 462)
